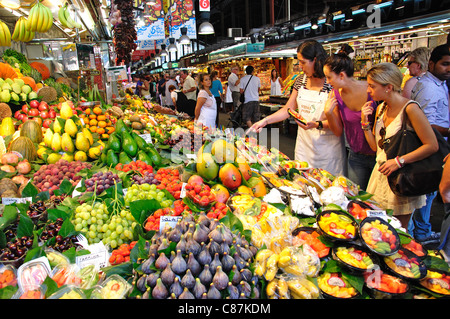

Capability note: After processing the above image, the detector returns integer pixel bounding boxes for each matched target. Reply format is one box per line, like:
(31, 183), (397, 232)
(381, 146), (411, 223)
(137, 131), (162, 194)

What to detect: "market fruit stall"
(0, 86), (448, 300)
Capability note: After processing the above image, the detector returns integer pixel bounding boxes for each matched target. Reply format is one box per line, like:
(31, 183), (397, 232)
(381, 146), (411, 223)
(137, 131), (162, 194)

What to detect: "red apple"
(49, 110), (56, 118)
(38, 101), (48, 111)
(40, 111), (49, 119)
(28, 108), (39, 117)
(17, 113), (25, 121)
(22, 104), (29, 113)
(29, 100), (39, 109)
(14, 110), (22, 119)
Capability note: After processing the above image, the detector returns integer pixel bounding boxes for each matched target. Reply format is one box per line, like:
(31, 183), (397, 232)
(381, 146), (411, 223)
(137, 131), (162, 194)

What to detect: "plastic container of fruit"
(331, 244), (379, 275)
(359, 217), (400, 257)
(364, 269), (410, 299)
(186, 190), (214, 211)
(347, 200), (373, 221)
(0, 264), (18, 288)
(51, 264), (82, 288)
(316, 210), (358, 243)
(292, 226), (330, 259)
(399, 234), (427, 259)
(17, 257), (52, 292)
(48, 285), (87, 299)
(44, 248), (70, 268)
(0, 252), (25, 269)
(90, 274), (131, 299)
(77, 264), (100, 289)
(318, 272), (361, 299)
(14, 286), (46, 299)
(419, 268), (450, 297)
(382, 247), (427, 282)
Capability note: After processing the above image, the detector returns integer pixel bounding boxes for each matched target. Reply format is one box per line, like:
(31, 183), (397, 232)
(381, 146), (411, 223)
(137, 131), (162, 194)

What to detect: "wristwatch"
(398, 156), (405, 167)
(316, 121), (323, 130)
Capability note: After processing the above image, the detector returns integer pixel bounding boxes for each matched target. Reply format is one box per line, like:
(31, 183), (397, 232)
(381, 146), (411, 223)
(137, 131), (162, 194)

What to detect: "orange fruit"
(106, 127), (115, 134)
(101, 134), (109, 140)
(97, 115), (106, 121)
(85, 108), (91, 115)
(89, 119), (98, 126)
(96, 127), (105, 134)
(98, 121), (107, 128)
(89, 126), (97, 133)
(89, 114), (97, 119)
(93, 107), (102, 115)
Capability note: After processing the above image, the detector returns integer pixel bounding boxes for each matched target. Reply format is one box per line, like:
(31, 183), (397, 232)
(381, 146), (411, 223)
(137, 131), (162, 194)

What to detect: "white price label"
(159, 215), (182, 233)
(139, 134), (153, 145)
(2, 197), (32, 205)
(76, 250), (109, 269)
(367, 210), (388, 221)
(180, 182), (187, 198)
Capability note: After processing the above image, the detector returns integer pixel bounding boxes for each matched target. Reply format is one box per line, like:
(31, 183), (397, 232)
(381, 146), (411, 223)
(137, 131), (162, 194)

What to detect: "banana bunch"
(266, 276), (320, 299)
(12, 17), (35, 42)
(27, 1), (53, 33)
(0, 20), (11, 47)
(58, 4), (82, 29)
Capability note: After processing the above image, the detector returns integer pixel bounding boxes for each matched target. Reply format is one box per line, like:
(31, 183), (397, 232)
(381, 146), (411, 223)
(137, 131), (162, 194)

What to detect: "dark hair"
(324, 52), (354, 77)
(271, 69), (278, 80)
(168, 85), (176, 91)
(297, 40), (328, 78)
(338, 44), (354, 55)
(245, 65), (254, 75)
(429, 44), (450, 64)
(210, 70), (218, 78)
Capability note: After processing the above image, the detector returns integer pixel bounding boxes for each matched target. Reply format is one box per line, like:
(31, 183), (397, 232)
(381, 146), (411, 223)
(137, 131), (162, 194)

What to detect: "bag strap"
(400, 100), (420, 131)
(242, 75), (253, 94)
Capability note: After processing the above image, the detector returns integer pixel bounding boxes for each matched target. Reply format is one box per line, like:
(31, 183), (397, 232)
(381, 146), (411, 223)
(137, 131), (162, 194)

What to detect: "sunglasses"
(407, 61), (417, 66)
(378, 127), (386, 150)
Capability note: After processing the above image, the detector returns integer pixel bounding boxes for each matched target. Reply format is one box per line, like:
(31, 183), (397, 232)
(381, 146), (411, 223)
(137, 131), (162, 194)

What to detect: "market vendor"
(249, 40), (346, 176)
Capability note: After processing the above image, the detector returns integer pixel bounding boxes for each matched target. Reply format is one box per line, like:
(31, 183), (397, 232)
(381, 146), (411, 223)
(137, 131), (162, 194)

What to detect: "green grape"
(75, 217), (82, 225)
(110, 239), (118, 249)
(81, 220), (88, 228)
(75, 224), (83, 232)
(89, 225), (97, 232)
(110, 231), (118, 239)
(116, 224), (124, 234)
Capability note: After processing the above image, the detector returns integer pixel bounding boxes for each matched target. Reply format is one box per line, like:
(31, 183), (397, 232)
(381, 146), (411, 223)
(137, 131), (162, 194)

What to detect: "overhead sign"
(199, 0), (210, 12)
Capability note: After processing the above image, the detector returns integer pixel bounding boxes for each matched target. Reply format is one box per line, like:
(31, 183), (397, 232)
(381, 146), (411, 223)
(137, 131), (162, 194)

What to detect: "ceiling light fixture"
(345, 9), (353, 22)
(311, 17), (318, 29)
(159, 44), (168, 57)
(178, 27), (190, 44)
(168, 38), (177, 52)
(198, 21), (214, 35)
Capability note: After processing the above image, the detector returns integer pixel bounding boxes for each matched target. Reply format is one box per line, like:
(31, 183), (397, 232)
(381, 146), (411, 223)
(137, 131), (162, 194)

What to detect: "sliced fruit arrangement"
(318, 272), (359, 299)
(359, 217), (400, 256)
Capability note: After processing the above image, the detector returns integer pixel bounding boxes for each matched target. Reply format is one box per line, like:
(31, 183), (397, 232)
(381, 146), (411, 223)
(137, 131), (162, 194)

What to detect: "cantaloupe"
(8, 136), (37, 162)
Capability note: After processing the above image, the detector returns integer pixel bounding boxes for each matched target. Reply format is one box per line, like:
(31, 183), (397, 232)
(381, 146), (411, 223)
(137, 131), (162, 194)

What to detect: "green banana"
(11, 19), (20, 41)
(58, 5), (69, 28)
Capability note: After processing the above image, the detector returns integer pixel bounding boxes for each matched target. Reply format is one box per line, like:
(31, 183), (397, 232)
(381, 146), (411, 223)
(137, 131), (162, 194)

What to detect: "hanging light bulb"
(310, 17), (318, 30)
(198, 21), (214, 35)
(179, 27), (190, 45)
(0, 0), (20, 10)
(160, 44), (168, 57)
(168, 38), (177, 53)
(344, 8), (353, 22)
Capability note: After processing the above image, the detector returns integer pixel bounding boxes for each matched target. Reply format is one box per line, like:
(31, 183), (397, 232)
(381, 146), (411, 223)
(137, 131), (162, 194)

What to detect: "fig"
(221, 252), (235, 272)
(197, 245), (212, 266)
(185, 233), (201, 256)
(192, 278), (207, 299)
(230, 265), (242, 286)
(141, 254), (155, 274)
(155, 252), (169, 270)
(172, 250), (187, 275)
(198, 264), (213, 287)
(168, 224), (182, 242)
(240, 268), (252, 282)
(238, 280), (251, 298)
(146, 272), (160, 288)
(213, 266), (228, 291)
(209, 225), (224, 244)
(193, 223), (209, 244)
(136, 274), (148, 292)
(152, 278), (168, 299)
(181, 269), (196, 290)
(176, 234), (187, 255)
(207, 283), (221, 299)
(170, 277), (183, 298)
(160, 263), (176, 287)
(208, 240), (221, 256)
(179, 287), (195, 299)
(210, 253), (222, 275)
(227, 282), (240, 299)
(187, 252), (202, 277)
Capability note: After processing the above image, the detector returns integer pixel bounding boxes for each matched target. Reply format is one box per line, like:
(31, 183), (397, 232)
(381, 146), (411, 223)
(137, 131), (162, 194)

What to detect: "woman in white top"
(195, 73), (217, 129)
(224, 82), (233, 113)
(270, 69), (282, 95)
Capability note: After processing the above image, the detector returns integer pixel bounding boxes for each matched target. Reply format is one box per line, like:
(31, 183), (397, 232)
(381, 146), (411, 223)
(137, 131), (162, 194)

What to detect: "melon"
(20, 120), (43, 144)
(8, 136), (37, 162)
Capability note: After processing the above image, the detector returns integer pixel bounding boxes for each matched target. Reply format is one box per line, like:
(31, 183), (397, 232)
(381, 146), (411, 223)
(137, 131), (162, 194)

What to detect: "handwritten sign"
(76, 250), (109, 269)
(2, 197), (32, 205)
(159, 215), (182, 233)
(139, 134), (153, 145)
(367, 210), (388, 221)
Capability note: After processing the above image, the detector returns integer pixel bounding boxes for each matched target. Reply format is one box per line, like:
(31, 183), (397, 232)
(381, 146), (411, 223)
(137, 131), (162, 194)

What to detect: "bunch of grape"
(131, 171), (160, 186)
(72, 202), (136, 249)
(84, 171), (121, 195)
(125, 183), (173, 208)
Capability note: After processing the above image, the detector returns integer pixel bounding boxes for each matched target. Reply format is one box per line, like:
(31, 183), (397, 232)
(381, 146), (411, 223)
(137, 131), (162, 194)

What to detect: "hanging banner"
(168, 0), (197, 39)
(137, 0), (165, 41)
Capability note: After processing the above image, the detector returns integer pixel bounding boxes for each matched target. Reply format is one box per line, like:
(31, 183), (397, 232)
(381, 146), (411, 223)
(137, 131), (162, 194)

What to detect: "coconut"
(37, 87), (58, 103)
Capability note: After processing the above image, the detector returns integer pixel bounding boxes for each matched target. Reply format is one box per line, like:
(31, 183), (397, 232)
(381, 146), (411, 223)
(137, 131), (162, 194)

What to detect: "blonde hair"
(367, 62), (403, 92)
(409, 47), (431, 71)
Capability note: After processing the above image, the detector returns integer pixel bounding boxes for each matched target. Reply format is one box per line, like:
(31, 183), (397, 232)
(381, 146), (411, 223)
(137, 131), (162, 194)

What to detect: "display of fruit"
(364, 269), (409, 296)
(12, 17), (35, 43)
(360, 218), (399, 255)
(333, 246), (375, 271)
(91, 274), (131, 299)
(0, 235), (33, 265)
(420, 269), (450, 296)
(144, 207), (181, 232)
(136, 214), (259, 299)
(383, 248), (425, 280)
(317, 211), (357, 241)
(80, 106), (115, 140)
(0, 77), (37, 104)
(0, 267), (17, 288)
(27, 0), (53, 33)
(124, 183), (173, 208)
(0, 19), (12, 47)
(58, 3), (83, 29)
(185, 181), (216, 208)
(266, 276), (319, 299)
(72, 202), (136, 248)
(16, 101), (56, 126)
(318, 272), (359, 299)
(109, 241), (136, 265)
(292, 228), (330, 258)
(32, 160), (91, 195)
(401, 235), (427, 258)
(84, 171), (121, 195)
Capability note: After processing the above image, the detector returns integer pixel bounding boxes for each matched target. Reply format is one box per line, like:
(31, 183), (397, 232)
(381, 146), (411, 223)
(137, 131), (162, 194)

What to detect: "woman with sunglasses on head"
(323, 47), (376, 190)
(402, 47), (430, 99)
(249, 40), (346, 176)
(361, 62), (438, 229)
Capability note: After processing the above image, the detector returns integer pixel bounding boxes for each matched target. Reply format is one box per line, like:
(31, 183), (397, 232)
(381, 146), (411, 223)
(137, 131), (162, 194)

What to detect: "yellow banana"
(63, 6), (75, 29)
(44, 6), (53, 32)
(264, 253), (279, 281)
(287, 280), (312, 299)
(18, 18), (25, 41)
(266, 279), (279, 299)
(27, 4), (38, 31)
(11, 19), (20, 41)
(0, 22), (7, 46)
(277, 278), (290, 299)
(2, 21), (10, 46)
(302, 279), (320, 299)
(37, 4), (47, 32)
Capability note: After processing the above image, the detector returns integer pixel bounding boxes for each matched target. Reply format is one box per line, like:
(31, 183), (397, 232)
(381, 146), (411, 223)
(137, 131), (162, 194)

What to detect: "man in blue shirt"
(409, 44), (450, 244)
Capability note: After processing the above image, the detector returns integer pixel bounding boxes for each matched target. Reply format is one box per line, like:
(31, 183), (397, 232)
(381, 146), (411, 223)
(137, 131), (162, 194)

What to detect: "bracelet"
(361, 122), (372, 131)
(394, 156), (403, 168)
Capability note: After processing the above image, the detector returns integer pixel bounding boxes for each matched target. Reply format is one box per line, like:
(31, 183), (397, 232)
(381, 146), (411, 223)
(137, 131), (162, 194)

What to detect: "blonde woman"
(361, 63), (438, 228)
(402, 47), (430, 99)
(195, 73), (217, 129)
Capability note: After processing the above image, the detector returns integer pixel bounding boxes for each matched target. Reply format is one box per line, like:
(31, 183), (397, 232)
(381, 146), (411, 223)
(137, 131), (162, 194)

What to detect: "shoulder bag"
(239, 75), (253, 104)
(382, 101), (450, 197)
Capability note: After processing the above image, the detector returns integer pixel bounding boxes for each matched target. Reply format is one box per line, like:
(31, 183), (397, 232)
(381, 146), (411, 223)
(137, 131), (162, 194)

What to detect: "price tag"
(76, 250), (109, 269)
(159, 215), (182, 233)
(185, 153), (196, 160)
(139, 134), (153, 144)
(180, 182), (187, 198)
(2, 197), (32, 205)
(367, 210), (388, 221)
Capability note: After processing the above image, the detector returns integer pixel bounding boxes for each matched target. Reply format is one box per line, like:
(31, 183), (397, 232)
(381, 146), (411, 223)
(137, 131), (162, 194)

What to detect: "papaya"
(119, 151), (132, 164)
(106, 149), (119, 167)
(121, 130), (138, 157)
(137, 150), (153, 166)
